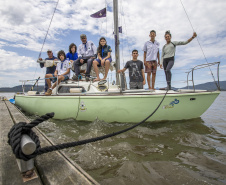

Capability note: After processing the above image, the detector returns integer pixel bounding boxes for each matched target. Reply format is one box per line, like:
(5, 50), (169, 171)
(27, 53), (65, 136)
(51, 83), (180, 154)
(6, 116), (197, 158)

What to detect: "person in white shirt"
(72, 34), (97, 81)
(143, 30), (160, 90)
(45, 50), (70, 96)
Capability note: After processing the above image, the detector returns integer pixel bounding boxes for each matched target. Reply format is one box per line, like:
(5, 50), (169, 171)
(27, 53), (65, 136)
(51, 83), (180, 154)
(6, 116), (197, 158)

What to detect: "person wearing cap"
(39, 49), (58, 92)
(143, 30), (160, 90)
(72, 34), (97, 81)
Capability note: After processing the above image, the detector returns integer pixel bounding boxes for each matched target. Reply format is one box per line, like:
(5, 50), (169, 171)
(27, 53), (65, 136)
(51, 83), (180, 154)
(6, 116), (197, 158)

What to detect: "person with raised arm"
(161, 31), (197, 90)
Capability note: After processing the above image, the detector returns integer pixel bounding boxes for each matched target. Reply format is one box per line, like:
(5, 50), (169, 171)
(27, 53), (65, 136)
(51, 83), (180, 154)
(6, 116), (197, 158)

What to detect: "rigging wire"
(119, 0), (124, 67)
(33, 0), (60, 79)
(38, 0), (60, 59)
(99, 19), (103, 35)
(180, 0), (219, 89)
(120, 0), (131, 60)
(111, 1), (115, 64)
(105, 0), (108, 38)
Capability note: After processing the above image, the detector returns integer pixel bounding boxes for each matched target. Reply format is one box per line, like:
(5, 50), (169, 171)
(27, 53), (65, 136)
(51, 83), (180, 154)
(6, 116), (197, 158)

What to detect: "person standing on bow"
(118, 50), (145, 89)
(39, 49), (58, 92)
(72, 34), (97, 81)
(45, 50), (70, 96)
(143, 30), (160, 90)
(66, 43), (78, 78)
(93, 37), (112, 82)
(161, 31), (197, 90)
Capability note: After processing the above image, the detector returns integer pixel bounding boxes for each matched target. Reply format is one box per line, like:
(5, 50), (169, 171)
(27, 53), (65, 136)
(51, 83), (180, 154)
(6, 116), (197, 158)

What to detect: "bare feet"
(149, 88), (155, 91)
(93, 77), (100, 82)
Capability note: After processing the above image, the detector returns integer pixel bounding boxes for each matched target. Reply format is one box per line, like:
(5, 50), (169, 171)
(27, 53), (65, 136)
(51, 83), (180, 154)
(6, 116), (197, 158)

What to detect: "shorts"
(52, 74), (69, 83)
(130, 82), (143, 89)
(145, 60), (157, 74)
(96, 57), (112, 67)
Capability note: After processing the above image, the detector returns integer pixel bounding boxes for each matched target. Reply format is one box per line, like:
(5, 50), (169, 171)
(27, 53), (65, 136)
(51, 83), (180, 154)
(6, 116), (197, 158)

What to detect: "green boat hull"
(15, 91), (220, 123)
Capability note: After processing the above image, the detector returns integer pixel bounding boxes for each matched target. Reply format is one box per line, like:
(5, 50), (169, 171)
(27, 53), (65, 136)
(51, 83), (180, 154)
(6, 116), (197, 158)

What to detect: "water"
(0, 92), (16, 99)
(2, 92), (226, 184)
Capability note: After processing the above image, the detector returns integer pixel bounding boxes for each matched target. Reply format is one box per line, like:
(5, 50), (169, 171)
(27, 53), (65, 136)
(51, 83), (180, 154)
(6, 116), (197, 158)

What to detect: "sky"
(0, 0), (226, 89)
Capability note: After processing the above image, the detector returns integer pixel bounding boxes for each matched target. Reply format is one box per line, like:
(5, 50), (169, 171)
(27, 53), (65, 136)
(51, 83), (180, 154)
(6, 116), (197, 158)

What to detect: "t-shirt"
(66, 52), (78, 60)
(143, 40), (160, 61)
(56, 59), (70, 77)
(124, 60), (144, 82)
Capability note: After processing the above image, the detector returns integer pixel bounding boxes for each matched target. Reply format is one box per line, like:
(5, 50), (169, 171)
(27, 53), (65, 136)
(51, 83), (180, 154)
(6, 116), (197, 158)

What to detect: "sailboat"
(15, 0), (221, 123)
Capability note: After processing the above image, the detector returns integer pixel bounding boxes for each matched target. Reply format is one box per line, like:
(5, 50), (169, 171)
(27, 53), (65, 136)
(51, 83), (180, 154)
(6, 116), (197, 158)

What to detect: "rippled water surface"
(2, 92), (226, 184)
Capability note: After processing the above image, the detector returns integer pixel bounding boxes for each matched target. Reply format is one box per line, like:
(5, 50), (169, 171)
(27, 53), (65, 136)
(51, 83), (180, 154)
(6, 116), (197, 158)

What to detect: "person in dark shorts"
(143, 30), (160, 90)
(118, 50), (145, 89)
(39, 49), (58, 92)
(93, 37), (112, 82)
(45, 50), (70, 96)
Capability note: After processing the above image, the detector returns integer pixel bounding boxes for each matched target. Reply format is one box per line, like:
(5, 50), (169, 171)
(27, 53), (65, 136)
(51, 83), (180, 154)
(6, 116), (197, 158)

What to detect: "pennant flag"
(118, 26), (122, 33)
(90, 8), (106, 18)
(113, 26), (122, 34)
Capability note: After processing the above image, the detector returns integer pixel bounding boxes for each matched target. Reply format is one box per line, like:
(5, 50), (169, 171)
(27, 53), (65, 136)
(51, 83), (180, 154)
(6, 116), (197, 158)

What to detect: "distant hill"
(180, 81), (226, 91)
(0, 85), (45, 92)
(0, 81), (225, 92)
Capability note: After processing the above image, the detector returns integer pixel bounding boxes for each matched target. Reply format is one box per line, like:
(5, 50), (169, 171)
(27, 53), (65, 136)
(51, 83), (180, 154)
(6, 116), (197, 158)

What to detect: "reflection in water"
(33, 93), (226, 185)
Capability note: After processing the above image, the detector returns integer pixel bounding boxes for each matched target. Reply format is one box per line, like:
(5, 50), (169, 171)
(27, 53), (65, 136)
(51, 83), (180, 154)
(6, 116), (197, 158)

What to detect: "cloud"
(0, 49), (36, 71)
(0, 70), (44, 87)
(0, 0), (226, 87)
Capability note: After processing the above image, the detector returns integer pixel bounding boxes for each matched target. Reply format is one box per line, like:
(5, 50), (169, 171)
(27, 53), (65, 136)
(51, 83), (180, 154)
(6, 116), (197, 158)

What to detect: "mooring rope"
(8, 90), (168, 161)
(8, 113), (54, 161)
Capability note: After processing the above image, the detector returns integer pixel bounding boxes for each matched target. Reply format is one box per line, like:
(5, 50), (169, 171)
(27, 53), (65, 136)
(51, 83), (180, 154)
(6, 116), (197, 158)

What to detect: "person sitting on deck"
(39, 49), (58, 92)
(93, 37), (112, 82)
(118, 50), (146, 89)
(45, 50), (70, 96)
(72, 34), (97, 81)
(66, 43), (78, 78)
(66, 43), (78, 61)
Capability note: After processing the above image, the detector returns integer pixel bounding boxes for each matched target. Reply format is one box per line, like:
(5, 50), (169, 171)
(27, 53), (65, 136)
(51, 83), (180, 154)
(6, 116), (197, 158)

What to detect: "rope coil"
(8, 113), (54, 161)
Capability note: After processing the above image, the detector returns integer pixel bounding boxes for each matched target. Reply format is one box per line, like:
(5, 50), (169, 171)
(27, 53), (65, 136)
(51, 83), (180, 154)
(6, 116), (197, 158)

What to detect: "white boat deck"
(24, 79), (212, 97)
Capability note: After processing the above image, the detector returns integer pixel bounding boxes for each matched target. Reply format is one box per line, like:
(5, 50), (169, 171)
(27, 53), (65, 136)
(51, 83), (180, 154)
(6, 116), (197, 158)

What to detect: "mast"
(113, 0), (120, 85)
